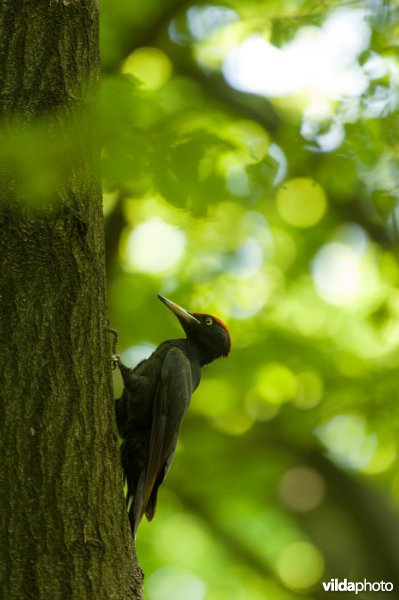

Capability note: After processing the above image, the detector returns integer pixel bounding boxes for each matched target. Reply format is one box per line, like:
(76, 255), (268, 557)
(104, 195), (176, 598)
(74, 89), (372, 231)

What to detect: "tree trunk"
(0, 2), (143, 598)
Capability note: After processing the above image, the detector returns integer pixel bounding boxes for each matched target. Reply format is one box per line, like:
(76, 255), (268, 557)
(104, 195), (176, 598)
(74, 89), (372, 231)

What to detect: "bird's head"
(158, 294), (231, 365)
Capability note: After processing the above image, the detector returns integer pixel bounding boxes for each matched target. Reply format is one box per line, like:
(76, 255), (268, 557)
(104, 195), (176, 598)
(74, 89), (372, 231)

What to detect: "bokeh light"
(122, 343), (155, 366)
(147, 567), (206, 600)
(276, 178), (327, 228)
(276, 541), (324, 590)
(254, 363), (297, 405)
(124, 218), (186, 273)
(121, 47), (173, 90)
(293, 370), (324, 409)
(227, 238), (263, 279)
(361, 437), (396, 475)
(211, 410), (254, 436)
(223, 8), (370, 103)
(315, 414), (377, 470)
(278, 467), (326, 512)
(187, 5), (238, 42)
(312, 242), (364, 306)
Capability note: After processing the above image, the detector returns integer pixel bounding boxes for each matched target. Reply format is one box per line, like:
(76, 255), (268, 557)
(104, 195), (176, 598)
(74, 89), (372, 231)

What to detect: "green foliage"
(105, 0), (398, 597)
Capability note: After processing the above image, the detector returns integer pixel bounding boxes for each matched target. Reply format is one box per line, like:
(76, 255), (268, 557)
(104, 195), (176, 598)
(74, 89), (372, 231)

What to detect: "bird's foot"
(108, 328), (120, 370)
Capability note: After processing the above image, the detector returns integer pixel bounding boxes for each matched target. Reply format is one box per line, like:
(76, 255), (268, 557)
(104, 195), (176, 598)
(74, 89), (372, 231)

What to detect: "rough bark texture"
(0, 2), (143, 598)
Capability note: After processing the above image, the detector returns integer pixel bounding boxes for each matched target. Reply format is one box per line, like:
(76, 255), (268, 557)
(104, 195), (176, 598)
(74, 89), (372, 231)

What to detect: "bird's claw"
(110, 353), (121, 370)
(108, 329), (120, 370)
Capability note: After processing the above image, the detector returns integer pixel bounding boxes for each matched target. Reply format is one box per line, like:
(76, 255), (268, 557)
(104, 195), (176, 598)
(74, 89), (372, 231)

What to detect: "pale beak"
(158, 295), (200, 324)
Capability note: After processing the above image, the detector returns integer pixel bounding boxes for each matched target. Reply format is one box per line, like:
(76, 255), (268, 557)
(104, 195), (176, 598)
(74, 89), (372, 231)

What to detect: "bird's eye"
(205, 317), (213, 326)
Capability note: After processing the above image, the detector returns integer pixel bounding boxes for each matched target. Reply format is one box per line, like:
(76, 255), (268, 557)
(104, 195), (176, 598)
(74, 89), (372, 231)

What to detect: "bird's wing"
(142, 346), (193, 522)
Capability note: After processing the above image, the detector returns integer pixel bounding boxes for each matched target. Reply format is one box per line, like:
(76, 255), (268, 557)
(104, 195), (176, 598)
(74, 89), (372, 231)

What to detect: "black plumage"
(113, 295), (231, 535)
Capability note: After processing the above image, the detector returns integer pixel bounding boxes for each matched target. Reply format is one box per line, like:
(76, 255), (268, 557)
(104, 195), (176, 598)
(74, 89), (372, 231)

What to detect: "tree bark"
(0, 2), (143, 598)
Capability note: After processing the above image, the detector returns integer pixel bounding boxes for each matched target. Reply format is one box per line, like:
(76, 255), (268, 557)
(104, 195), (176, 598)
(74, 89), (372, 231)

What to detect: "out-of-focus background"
(101, 1), (399, 598)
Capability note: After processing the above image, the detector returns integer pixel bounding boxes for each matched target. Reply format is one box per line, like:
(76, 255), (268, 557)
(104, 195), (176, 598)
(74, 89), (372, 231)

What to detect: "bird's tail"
(127, 471), (146, 537)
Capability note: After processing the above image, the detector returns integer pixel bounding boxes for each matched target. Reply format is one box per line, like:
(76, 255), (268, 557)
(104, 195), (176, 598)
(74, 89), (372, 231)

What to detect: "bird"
(111, 294), (231, 536)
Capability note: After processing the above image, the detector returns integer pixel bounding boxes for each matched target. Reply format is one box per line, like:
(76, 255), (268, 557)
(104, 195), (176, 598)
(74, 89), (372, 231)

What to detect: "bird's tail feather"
(127, 471), (146, 537)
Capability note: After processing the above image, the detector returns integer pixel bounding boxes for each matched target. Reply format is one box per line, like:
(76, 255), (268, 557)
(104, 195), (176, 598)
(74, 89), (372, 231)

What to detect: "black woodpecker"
(112, 294), (231, 536)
